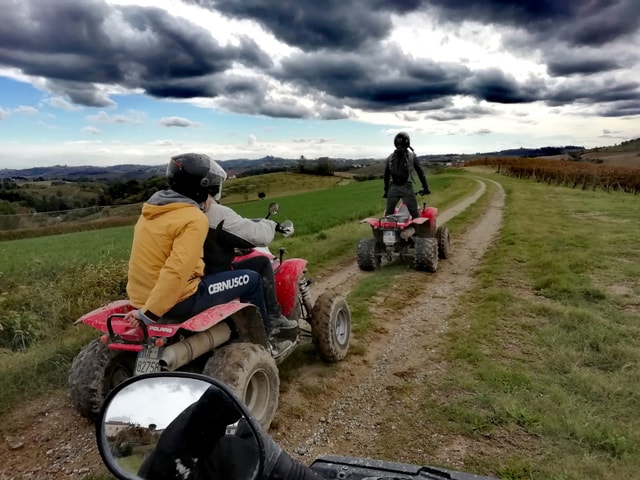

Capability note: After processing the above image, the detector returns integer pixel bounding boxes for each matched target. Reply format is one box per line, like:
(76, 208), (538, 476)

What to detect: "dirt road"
(0, 177), (504, 479)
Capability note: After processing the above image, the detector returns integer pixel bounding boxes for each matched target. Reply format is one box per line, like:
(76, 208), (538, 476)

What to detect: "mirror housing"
(267, 202), (279, 217)
(96, 372), (275, 480)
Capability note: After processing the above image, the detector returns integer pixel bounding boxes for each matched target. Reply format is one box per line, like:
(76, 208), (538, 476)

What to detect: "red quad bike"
(69, 205), (351, 429)
(357, 197), (451, 273)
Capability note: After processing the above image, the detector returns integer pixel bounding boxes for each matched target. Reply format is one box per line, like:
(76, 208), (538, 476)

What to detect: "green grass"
(0, 172), (473, 418)
(5, 167), (639, 479)
(371, 171), (640, 479)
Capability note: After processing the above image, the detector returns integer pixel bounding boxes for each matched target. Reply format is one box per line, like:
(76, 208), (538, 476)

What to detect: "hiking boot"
(269, 338), (293, 356)
(268, 314), (298, 336)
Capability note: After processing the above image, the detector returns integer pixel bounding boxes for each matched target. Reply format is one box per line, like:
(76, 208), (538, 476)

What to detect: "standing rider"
(123, 153), (284, 350)
(383, 132), (430, 219)
(200, 158), (298, 340)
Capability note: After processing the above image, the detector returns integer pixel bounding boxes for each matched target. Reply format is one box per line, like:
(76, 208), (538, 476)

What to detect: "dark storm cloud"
(278, 50), (543, 110)
(424, 0), (640, 47)
(192, 0), (397, 51)
(0, 0), (638, 121)
(0, 0), (270, 105)
(597, 101), (640, 117)
(277, 50), (470, 111)
(547, 57), (623, 77)
(547, 78), (639, 106)
(426, 104), (495, 121)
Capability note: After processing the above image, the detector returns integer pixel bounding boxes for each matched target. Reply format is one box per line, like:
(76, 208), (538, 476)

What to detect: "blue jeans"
(165, 269), (269, 324)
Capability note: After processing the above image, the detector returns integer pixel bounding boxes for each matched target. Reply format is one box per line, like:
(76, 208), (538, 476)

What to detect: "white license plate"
(135, 346), (162, 375)
(383, 230), (396, 244)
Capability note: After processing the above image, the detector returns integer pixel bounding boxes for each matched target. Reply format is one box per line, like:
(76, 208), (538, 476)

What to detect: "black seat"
(384, 205), (411, 223)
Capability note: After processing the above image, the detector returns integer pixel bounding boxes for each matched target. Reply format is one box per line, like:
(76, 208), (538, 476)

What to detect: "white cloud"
(159, 117), (202, 127)
(82, 126), (101, 135)
(87, 110), (145, 124)
(45, 96), (83, 111)
(14, 105), (39, 115)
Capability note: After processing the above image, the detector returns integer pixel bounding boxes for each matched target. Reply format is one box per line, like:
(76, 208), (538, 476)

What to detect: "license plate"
(383, 230), (396, 244)
(135, 346), (162, 375)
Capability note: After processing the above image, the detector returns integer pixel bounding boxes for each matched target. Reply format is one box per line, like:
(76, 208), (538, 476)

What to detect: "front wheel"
(203, 343), (280, 430)
(311, 292), (351, 362)
(68, 338), (136, 423)
(414, 237), (438, 272)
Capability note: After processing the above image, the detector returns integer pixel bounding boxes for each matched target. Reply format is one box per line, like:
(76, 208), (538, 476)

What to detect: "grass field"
(367, 171), (640, 479)
(0, 172), (474, 417)
(2, 168), (639, 479)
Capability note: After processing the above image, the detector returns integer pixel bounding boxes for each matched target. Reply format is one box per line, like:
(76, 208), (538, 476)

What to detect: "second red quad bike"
(69, 205), (351, 429)
(357, 198), (451, 273)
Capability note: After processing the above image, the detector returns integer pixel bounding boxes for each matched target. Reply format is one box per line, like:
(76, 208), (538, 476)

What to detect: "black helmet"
(394, 132), (411, 149)
(167, 153), (227, 203)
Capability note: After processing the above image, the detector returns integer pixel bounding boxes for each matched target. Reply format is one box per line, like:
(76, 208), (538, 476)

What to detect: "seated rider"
(383, 131), (430, 219)
(137, 385), (259, 480)
(200, 158), (297, 340)
(123, 153), (281, 349)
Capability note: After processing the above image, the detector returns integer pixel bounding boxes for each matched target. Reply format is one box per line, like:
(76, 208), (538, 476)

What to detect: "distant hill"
(2, 138), (638, 180)
(0, 156), (379, 181)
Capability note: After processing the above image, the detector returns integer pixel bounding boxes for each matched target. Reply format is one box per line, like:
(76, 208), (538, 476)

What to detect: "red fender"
(274, 258), (307, 316)
(419, 206), (438, 231)
(176, 301), (256, 332)
(360, 217), (381, 228)
(75, 299), (257, 341)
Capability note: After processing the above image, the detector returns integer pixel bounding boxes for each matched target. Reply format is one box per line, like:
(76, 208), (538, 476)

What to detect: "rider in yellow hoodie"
(124, 153), (289, 343)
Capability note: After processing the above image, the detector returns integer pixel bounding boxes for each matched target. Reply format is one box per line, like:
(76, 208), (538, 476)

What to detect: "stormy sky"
(0, 0), (638, 167)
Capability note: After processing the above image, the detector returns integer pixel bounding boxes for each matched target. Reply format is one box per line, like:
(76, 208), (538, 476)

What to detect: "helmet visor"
(203, 159), (228, 200)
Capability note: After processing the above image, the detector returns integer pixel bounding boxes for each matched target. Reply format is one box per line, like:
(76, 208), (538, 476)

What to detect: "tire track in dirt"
(272, 178), (504, 469)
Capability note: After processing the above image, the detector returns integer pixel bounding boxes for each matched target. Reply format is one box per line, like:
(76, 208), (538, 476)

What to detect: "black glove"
(275, 222), (293, 237)
(419, 187), (431, 196)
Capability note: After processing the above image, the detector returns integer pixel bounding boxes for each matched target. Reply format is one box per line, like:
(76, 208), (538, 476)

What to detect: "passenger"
(137, 385), (258, 480)
(200, 158), (297, 339)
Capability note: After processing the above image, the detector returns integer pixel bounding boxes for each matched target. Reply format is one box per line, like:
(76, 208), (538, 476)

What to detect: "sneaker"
(268, 315), (298, 335)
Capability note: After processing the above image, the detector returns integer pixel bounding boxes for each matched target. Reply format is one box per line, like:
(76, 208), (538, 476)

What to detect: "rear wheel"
(311, 292), (351, 362)
(68, 338), (136, 423)
(356, 238), (379, 271)
(414, 237), (438, 272)
(436, 225), (451, 259)
(203, 343), (279, 429)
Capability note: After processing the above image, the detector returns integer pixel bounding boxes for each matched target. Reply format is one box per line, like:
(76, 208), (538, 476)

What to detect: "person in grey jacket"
(383, 132), (430, 219)
(200, 159), (297, 339)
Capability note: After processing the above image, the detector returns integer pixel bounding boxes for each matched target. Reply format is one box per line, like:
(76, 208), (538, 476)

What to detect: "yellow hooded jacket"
(126, 190), (208, 321)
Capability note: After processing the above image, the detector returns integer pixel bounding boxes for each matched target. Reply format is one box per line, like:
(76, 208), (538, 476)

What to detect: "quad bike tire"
(311, 291), (351, 362)
(356, 238), (379, 271)
(436, 225), (451, 259)
(414, 237), (438, 272)
(68, 338), (136, 423)
(203, 342), (279, 429)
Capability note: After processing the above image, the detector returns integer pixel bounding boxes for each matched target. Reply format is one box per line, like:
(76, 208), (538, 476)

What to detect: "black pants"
(385, 183), (419, 219)
(233, 256), (281, 317)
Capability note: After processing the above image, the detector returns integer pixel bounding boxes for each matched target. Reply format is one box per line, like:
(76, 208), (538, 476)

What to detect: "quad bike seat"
(383, 205), (411, 224)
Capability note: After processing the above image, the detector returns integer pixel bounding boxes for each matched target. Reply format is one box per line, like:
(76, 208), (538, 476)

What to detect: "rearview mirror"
(267, 202), (279, 217)
(96, 373), (262, 480)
